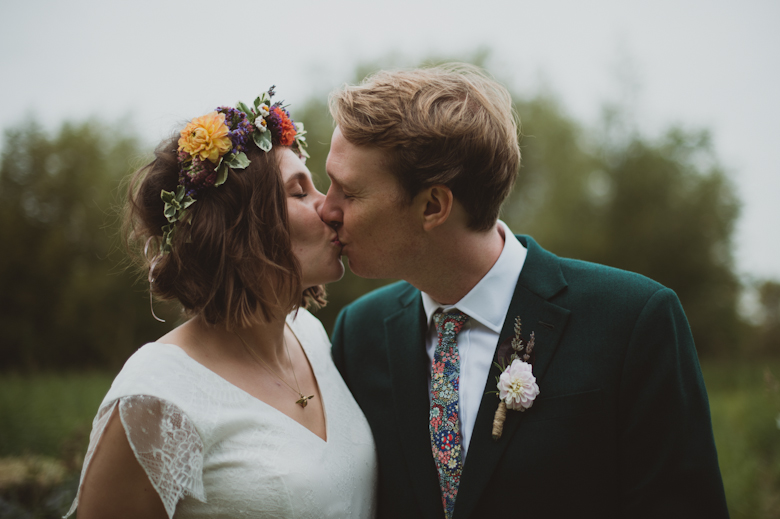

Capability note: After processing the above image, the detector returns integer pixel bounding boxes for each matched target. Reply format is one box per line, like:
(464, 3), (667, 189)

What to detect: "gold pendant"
(296, 395), (315, 408)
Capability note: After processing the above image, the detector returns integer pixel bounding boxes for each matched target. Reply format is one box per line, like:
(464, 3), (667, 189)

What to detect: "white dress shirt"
(421, 221), (527, 460)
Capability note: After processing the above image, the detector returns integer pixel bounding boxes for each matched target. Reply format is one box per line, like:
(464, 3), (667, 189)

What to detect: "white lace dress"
(66, 309), (377, 519)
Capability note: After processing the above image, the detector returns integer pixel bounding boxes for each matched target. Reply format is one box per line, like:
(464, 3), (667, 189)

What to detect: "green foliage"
(755, 280), (780, 355)
(702, 361), (780, 517)
(0, 372), (113, 458)
(295, 96), (333, 193)
(0, 120), (174, 371)
(0, 372), (113, 518)
(502, 95), (745, 356)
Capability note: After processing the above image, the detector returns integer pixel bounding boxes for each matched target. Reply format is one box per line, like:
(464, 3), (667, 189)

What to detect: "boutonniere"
(490, 317), (540, 440)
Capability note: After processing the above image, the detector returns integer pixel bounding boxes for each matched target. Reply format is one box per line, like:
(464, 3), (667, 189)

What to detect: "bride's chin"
(328, 261), (346, 283)
(302, 260), (345, 287)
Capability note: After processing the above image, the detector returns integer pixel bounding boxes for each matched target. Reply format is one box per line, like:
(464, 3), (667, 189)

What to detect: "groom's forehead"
(328, 140), (393, 183)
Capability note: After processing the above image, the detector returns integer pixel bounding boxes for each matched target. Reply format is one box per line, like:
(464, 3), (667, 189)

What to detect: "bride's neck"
(189, 313), (289, 368)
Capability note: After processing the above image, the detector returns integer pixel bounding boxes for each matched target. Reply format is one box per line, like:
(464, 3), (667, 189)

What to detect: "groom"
(322, 64), (729, 518)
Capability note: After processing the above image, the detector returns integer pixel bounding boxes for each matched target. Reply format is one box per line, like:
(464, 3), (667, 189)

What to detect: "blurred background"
(1, 0), (779, 517)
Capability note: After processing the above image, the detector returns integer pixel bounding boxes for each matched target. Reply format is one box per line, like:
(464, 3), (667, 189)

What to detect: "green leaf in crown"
(254, 130), (272, 152)
(225, 152), (250, 170)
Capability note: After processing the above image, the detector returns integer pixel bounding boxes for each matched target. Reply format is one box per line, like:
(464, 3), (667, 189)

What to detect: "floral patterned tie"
(430, 310), (468, 519)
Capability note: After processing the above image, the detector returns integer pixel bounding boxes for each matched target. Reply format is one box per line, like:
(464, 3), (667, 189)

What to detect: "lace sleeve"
(65, 395), (206, 519)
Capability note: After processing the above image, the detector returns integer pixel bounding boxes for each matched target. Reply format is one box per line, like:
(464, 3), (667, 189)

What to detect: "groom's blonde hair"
(329, 63), (520, 232)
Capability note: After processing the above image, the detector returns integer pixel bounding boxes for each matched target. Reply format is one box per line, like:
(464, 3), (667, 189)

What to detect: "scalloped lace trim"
(65, 395), (206, 519)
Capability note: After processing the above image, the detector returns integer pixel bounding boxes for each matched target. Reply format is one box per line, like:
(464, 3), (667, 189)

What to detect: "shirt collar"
(421, 220), (527, 333)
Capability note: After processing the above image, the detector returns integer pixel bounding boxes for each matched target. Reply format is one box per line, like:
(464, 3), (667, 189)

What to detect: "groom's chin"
(345, 257), (380, 280)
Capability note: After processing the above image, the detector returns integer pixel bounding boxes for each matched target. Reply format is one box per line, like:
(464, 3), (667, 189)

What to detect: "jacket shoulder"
(518, 234), (666, 304)
(343, 280), (417, 316)
(549, 256), (681, 323)
(559, 257), (665, 293)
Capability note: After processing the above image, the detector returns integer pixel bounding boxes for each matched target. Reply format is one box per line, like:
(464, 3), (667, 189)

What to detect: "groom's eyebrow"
(326, 169), (347, 189)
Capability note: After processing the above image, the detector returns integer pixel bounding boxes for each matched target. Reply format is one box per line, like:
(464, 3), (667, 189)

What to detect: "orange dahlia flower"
(178, 111), (232, 163)
(272, 107), (297, 146)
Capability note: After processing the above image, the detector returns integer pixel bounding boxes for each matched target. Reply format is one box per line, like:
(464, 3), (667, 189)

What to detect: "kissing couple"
(67, 64), (729, 519)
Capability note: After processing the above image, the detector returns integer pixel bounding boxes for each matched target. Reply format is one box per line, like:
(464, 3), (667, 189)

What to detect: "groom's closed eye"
(327, 178), (357, 200)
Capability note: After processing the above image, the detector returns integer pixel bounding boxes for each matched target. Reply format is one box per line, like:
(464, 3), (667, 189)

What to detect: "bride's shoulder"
(122, 341), (188, 369)
(108, 342), (194, 393)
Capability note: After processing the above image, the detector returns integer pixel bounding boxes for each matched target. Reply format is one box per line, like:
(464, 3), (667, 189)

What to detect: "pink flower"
(498, 358), (540, 411)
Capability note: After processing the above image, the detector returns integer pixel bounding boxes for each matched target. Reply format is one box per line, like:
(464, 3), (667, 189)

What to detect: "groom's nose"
(320, 187), (343, 229)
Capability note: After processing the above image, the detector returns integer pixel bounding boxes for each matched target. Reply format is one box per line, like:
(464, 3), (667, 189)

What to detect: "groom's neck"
(408, 223), (505, 305)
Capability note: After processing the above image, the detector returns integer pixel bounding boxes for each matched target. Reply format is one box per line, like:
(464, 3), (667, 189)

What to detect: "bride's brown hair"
(123, 137), (325, 328)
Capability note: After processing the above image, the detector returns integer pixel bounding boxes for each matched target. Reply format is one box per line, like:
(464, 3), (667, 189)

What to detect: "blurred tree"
(503, 96), (744, 356)
(756, 280), (780, 355)
(0, 120), (174, 371)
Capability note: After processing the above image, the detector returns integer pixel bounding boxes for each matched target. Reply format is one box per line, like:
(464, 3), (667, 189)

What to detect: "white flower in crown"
(259, 105), (270, 117)
(256, 117), (268, 133)
(497, 358), (540, 411)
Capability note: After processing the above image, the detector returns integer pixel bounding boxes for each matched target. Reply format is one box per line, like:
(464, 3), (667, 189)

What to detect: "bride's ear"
(420, 185), (454, 231)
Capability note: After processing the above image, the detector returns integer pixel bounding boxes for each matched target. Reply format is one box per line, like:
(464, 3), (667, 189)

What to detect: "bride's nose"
(312, 189), (326, 212)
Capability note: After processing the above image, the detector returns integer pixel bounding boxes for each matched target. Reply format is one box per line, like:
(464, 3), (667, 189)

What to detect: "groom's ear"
(421, 184), (454, 231)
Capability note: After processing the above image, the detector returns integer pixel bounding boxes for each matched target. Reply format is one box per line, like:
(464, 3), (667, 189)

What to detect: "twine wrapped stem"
(492, 401), (507, 440)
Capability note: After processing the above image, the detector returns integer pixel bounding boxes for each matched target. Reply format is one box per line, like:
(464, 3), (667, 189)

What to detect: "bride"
(66, 88), (377, 518)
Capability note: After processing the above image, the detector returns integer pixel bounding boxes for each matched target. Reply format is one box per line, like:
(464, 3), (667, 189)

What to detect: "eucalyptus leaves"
(160, 186), (195, 253)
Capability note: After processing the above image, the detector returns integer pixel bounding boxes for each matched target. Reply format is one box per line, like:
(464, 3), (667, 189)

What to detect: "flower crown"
(159, 86), (308, 253)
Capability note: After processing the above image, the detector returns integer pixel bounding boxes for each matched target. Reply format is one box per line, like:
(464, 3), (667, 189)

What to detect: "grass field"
(1, 362), (779, 517)
(704, 361), (780, 517)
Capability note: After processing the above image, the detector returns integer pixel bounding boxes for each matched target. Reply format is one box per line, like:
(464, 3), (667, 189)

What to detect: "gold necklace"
(234, 330), (315, 408)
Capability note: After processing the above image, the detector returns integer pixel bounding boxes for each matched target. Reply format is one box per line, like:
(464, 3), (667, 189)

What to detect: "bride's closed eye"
(288, 181), (309, 198)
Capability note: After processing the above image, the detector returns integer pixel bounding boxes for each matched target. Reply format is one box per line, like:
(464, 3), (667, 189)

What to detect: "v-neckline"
(155, 320), (329, 444)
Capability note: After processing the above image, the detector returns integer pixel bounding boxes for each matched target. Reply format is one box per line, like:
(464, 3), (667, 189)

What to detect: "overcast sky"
(2, 0), (778, 280)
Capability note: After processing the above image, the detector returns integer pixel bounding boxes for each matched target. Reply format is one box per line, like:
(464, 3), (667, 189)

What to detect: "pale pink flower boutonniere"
(491, 317), (539, 440)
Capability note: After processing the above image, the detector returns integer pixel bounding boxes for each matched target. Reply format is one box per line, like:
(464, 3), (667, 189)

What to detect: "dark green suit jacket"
(331, 236), (728, 519)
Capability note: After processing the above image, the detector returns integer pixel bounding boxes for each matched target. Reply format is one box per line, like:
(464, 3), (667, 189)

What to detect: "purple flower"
(216, 106), (252, 155)
(264, 108), (283, 144)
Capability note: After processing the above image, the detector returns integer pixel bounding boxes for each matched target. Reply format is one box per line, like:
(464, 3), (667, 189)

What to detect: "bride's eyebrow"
(285, 171), (311, 187)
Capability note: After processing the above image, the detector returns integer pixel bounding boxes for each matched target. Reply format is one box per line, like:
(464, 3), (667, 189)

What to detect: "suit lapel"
(454, 236), (571, 519)
(385, 285), (445, 519)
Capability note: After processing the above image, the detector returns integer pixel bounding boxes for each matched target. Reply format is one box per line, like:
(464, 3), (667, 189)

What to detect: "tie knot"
(433, 310), (468, 335)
